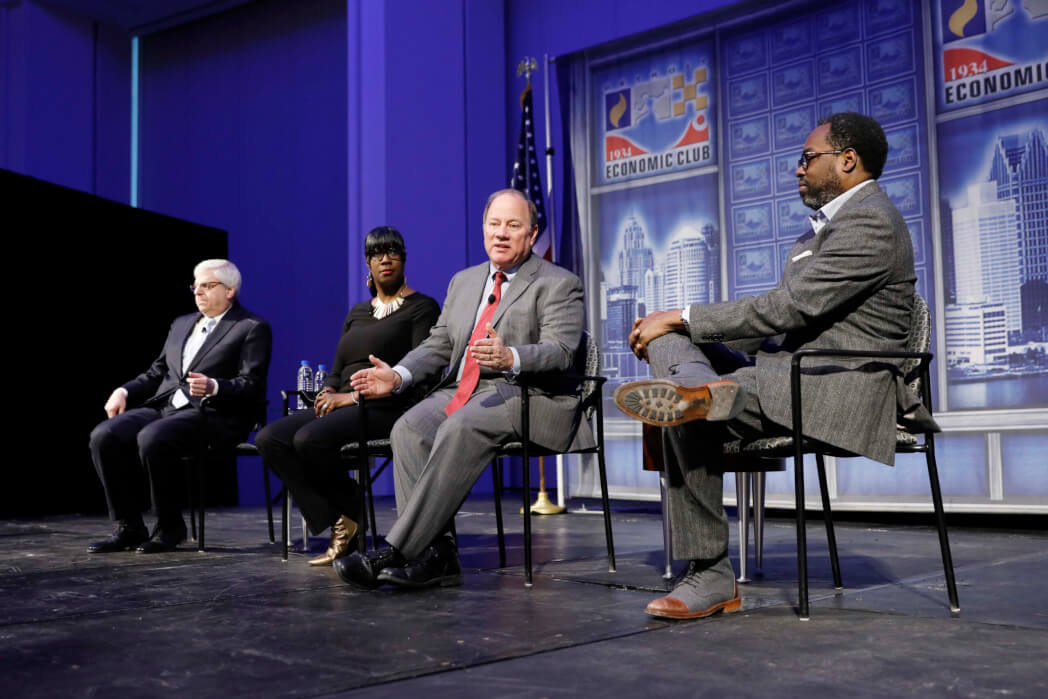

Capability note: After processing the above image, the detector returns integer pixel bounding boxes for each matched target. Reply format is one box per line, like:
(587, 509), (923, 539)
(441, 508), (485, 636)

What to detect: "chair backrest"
(903, 294), (931, 397)
(577, 330), (600, 419)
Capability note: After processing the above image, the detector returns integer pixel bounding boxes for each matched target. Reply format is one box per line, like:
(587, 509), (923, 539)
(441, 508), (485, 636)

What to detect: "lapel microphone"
(488, 294), (496, 304)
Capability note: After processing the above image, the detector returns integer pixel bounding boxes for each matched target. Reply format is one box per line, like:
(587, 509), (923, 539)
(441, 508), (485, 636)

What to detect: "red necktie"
(446, 271), (505, 416)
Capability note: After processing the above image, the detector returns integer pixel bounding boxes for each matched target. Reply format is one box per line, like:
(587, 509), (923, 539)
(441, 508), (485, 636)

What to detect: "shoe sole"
(338, 577), (380, 591)
(308, 553), (336, 566)
(378, 573), (463, 589)
(613, 379), (740, 426)
(645, 593), (742, 620)
(87, 543), (144, 553)
(136, 543), (183, 554)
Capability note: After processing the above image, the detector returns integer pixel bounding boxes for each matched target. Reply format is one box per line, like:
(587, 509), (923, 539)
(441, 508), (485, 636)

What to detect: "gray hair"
(194, 259), (241, 295)
(482, 188), (538, 230)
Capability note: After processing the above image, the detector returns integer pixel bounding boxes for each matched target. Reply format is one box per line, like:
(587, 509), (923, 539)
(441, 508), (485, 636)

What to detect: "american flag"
(511, 84), (550, 260)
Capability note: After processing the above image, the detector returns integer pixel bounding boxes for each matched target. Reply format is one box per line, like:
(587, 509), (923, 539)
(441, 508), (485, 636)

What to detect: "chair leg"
(658, 475), (673, 580)
(263, 464), (275, 544)
(186, 458), (198, 542)
(816, 454), (842, 589)
(926, 442), (960, 612)
(523, 455), (532, 587)
(492, 458), (506, 568)
(595, 447), (616, 574)
(366, 458), (379, 551)
(281, 488), (289, 562)
(794, 452), (810, 619)
(753, 471), (766, 574)
(197, 462), (206, 553)
(735, 472), (750, 583)
(356, 464), (367, 554)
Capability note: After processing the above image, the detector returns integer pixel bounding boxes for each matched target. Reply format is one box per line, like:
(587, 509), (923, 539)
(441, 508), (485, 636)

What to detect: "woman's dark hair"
(364, 226), (407, 262)
(364, 226), (406, 297)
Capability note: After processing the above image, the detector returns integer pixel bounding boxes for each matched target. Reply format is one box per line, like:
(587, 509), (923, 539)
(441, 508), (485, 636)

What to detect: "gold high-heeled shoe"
(308, 515), (358, 566)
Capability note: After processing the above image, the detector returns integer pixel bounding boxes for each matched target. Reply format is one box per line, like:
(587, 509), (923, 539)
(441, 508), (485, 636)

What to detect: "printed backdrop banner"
(567, 0), (1047, 507)
(720, 1), (933, 307)
(933, 0), (1048, 112)
(592, 40), (716, 186)
(936, 99), (1048, 410)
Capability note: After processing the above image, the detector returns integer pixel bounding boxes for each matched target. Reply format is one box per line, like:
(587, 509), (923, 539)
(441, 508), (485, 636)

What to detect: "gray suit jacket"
(687, 181), (935, 465)
(399, 253), (593, 452)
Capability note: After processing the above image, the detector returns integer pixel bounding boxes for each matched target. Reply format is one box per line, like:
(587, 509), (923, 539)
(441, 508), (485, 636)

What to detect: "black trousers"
(255, 403), (401, 535)
(89, 406), (242, 524)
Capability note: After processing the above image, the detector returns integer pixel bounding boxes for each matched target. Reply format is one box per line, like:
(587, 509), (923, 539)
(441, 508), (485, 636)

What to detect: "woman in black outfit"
(256, 227), (439, 566)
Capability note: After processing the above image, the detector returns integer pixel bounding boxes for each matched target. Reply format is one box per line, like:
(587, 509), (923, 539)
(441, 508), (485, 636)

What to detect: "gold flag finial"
(517, 57), (538, 86)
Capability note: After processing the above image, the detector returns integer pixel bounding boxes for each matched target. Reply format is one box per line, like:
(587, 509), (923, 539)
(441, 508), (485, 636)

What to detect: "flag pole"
(543, 53), (569, 512)
(532, 53), (564, 515)
(514, 55), (564, 516)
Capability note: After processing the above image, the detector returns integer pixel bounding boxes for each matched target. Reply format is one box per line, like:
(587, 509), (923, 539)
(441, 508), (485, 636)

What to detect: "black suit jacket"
(122, 303), (272, 435)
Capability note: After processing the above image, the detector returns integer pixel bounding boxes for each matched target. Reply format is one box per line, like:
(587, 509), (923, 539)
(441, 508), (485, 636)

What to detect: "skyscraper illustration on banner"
(601, 213), (720, 385)
(944, 127), (1048, 407)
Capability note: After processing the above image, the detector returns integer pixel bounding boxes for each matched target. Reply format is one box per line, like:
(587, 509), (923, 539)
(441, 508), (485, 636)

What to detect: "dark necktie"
(446, 271), (506, 416)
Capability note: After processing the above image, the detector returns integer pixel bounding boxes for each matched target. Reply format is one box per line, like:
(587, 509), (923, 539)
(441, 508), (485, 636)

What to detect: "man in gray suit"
(334, 188), (591, 590)
(614, 112), (935, 619)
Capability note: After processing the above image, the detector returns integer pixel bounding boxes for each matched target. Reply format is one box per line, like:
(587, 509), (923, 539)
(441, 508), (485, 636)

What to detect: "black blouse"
(323, 292), (441, 406)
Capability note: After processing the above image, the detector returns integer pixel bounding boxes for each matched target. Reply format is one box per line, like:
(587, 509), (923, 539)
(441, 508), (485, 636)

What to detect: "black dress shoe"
(87, 522), (149, 553)
(333, 547), (405, 590)
(377, 538), (462, 589)
(136, 521), (188, 554)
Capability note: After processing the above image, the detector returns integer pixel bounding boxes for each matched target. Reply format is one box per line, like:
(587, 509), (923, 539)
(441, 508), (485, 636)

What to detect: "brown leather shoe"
(645, 557), (742, 620)
(308, 515), (358, 566)
(614, 378), (742, 426)
(646, 586), (742, 620)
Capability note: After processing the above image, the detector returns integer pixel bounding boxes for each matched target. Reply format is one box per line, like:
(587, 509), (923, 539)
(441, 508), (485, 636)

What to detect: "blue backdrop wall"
(4, 0), (762, 507)
(1, 0), (130, 202)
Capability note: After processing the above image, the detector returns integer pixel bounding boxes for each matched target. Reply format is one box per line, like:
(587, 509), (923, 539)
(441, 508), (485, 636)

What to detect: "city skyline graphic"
(940, 109), (1048, 409)
(600, 209), (720, 382)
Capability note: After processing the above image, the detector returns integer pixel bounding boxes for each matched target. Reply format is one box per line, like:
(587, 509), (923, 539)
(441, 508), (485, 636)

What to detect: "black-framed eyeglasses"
(189, 281), (226, 293)
(367, 245), (404, 261)
(797, 150), (845, 170)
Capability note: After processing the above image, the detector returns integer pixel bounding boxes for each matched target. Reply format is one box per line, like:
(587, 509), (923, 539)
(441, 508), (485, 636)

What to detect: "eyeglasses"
(797, 150), (845, 170)
(367, 245), (404, 261)
(190, 281), (226, 293)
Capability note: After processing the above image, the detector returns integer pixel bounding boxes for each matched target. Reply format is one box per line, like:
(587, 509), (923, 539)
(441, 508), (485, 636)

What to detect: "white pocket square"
(791, 250), (813, 262)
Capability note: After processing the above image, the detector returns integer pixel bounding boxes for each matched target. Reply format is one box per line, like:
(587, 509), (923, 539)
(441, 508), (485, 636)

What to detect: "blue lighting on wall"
(130, 36), (139, 208)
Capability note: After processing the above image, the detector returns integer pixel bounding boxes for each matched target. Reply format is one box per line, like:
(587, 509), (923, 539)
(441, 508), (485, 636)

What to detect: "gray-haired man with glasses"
(613, 112), (937, 620)
(88, 259), (271, 554)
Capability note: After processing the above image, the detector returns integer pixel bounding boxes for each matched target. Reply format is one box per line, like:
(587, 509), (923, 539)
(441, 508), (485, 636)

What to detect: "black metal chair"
(721, 295), (959, 619)
(185, 400), (272, 552)
(491, 330), (616, 586)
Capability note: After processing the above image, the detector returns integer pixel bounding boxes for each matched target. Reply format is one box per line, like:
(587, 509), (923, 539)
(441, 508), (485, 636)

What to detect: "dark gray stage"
(2, 497), (1046, 697)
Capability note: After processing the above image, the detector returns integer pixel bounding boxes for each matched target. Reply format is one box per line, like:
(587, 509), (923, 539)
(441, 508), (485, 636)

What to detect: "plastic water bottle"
(296, 361), (313, 411)
(314, 364), (329, 394)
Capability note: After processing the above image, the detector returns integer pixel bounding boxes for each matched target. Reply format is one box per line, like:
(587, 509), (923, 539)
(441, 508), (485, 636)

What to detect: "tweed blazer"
(398, 253), (593, 452)
(687, 181), (935, 465)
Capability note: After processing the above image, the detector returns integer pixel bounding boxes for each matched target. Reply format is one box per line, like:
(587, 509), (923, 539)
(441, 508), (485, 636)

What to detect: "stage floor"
(2, 497), (1046, 697)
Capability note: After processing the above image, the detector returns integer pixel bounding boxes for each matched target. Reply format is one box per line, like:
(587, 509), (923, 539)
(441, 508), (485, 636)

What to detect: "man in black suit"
(88, 259), (272, 553)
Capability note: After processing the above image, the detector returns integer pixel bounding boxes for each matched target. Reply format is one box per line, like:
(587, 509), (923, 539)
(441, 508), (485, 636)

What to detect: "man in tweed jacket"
(335, 189), (591, 590)
(615, 112), (937, 620)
